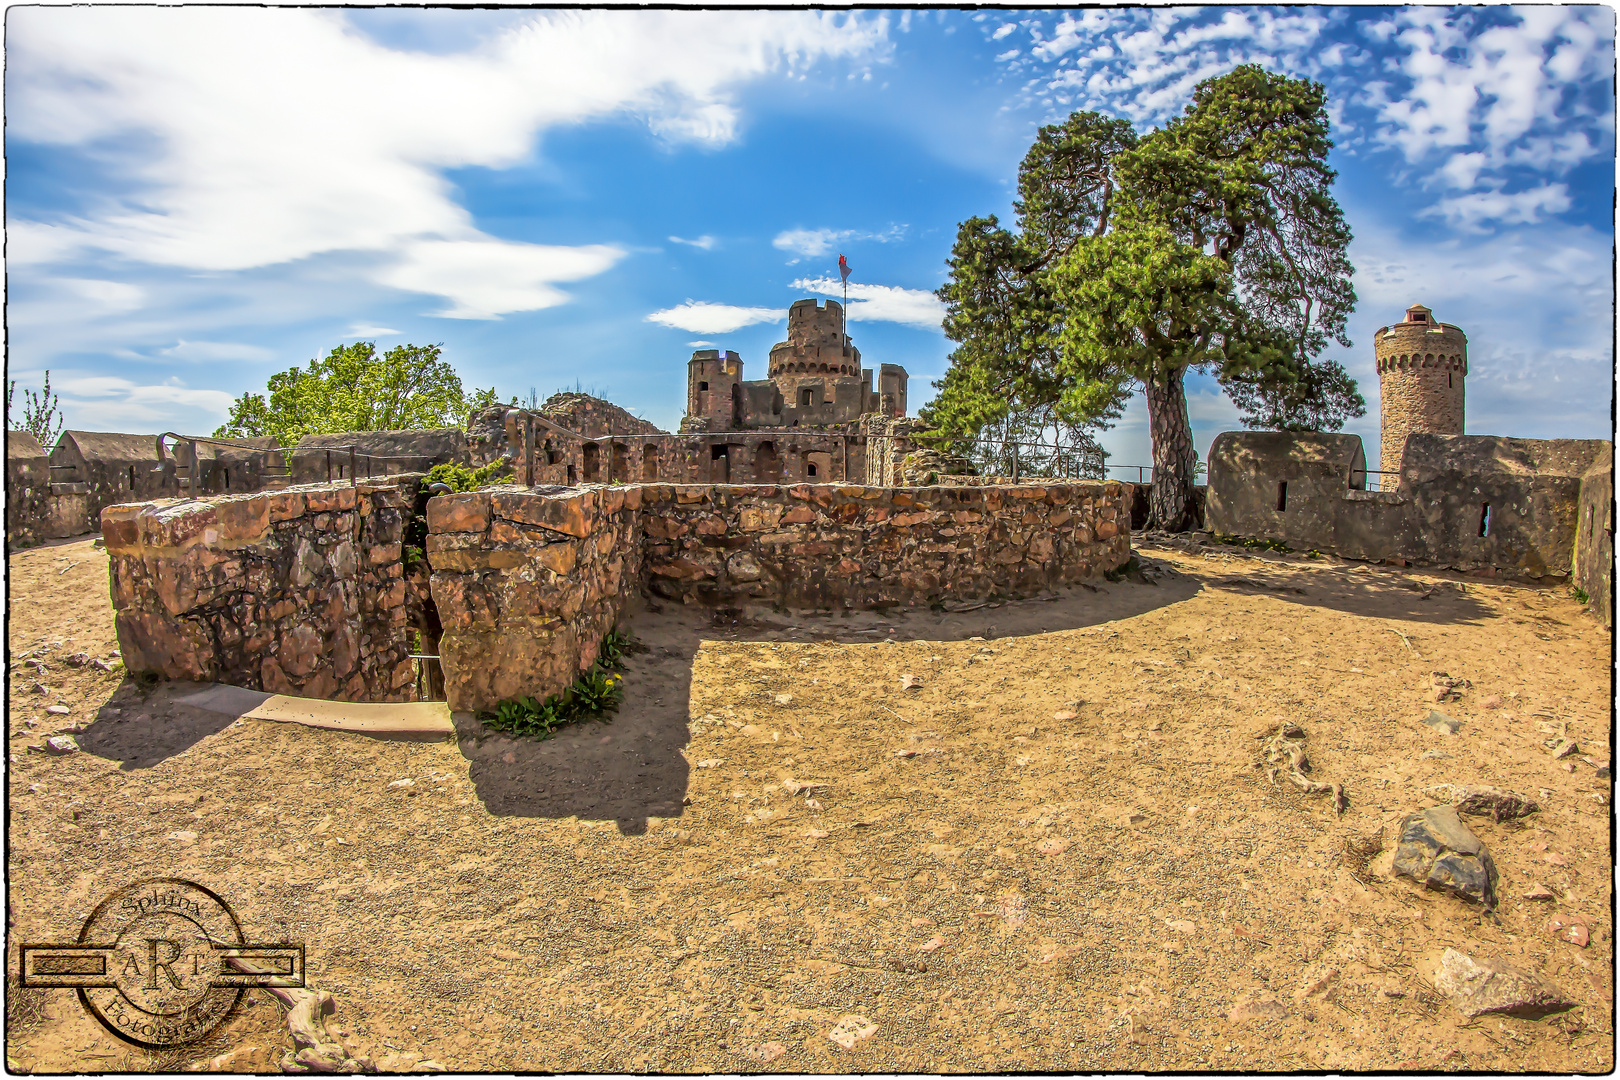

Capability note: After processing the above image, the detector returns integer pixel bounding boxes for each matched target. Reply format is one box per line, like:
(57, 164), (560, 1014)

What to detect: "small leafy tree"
(215, 342), (500, 443)
(6, 370), (65, 448)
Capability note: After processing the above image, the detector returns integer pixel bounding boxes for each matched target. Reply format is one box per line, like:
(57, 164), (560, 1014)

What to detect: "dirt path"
(6, 536), (1613, 1072)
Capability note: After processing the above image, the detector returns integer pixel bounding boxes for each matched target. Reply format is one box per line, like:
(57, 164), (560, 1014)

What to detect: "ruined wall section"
(104, 478), (419, 701)
(540, 393), (665, 439)
(426, 486), (641, 713)
(640, 482), (1129, 610)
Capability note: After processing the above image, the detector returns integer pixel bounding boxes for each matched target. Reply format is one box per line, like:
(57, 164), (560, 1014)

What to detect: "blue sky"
(6, 6), (1614, 472)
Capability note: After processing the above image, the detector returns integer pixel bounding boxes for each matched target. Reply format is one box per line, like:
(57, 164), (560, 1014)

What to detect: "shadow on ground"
(79, 679), (238, 769)
(1142, 543), (1505, 626)
(454, 568), (1201, 834)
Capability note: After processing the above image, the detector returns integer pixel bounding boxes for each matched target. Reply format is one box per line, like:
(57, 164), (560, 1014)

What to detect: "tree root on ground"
(1256, 722), (1347, 814)
(266, 986), (374, 1074)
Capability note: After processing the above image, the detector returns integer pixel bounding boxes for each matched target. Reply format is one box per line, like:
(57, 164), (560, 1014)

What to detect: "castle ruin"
(1375, 303), (1468, 477)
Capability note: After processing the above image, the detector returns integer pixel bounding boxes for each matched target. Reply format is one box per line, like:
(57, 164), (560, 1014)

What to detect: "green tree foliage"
(214, 342), (500, 443)
(6, 370), (66, 448)
(931, 65), (1361, 530)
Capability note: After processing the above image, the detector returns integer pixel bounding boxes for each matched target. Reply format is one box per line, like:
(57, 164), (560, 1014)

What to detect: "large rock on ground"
(1433, 948), (1574, 1018)
(1392, 805), (1498, 906)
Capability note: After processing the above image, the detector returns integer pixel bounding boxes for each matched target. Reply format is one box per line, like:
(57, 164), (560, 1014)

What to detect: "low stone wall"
(425, 486), (640, 713)
(1208, 431), (1612, 580)
(104, 478), (420, 701)
(1573, 459), (1612, 625)
(640, 482), (1129, 609)
(424, 480), (1130, 712)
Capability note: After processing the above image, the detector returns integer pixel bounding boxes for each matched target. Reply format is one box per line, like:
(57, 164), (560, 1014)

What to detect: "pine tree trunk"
(1144, 368), (1198, 532)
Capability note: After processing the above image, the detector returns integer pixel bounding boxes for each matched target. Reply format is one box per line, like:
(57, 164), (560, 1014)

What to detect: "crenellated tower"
(1374, 303), (1467, 478)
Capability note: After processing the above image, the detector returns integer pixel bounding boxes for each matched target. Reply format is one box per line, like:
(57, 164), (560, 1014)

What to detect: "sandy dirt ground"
(5, 533), (1614, 1072)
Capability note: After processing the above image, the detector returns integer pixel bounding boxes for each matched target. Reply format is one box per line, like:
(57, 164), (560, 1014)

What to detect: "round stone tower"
(1374, 303), (1467, 478)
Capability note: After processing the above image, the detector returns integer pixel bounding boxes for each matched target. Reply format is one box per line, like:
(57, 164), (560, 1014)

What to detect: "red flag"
(838, 254), (852, 283)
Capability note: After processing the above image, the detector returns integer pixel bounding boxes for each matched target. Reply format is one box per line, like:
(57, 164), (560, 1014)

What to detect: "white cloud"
(1422, 183), (1572, 231)
(991, 23), (1016, 41)
(645, 302), (784, 334)
(789, 278), (944, 330)
(50, 373), (238, 431)
(995, 49), (1021, 63)
(686, 340), (715, 348)
(159, 340), (278, 363)
(50, 278), (147, 315)
(346, 324), (402, 338)
(771, 225), (905, 259)
(6, 8), (891, 315)
(668, 235), (718, 250)
(376, 239), (625, 319)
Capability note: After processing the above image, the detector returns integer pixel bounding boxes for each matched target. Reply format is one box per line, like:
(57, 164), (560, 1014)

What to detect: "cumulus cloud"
(6, 7), (891, 315)
(668, 235), (718, 250)
(645, 302), (784, 334)
(772, 225), (906, 259)
(998, 8), (1610, 230)
(377, 238), (626, 319)
(1422, 183), (1573, 231)
(789, 278), (944, 330)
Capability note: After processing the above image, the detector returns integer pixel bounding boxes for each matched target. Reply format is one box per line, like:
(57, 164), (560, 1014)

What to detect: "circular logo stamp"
(21, 877), (303, 1049)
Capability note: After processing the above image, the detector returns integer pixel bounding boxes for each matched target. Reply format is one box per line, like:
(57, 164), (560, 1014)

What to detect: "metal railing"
(1352, 468), (1399, 493)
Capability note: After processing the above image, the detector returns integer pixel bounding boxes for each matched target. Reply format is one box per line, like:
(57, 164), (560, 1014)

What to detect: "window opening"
(1276, 481), (1287, 512)
(1479, 502), (1491, 538)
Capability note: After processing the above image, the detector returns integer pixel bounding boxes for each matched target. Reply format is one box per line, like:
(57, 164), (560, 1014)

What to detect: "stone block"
(368, 542), (403, 566)
(142, 502), (219, 549)
(425, 491), (490, 535)
(738, 505), (783, 532)
(266, 491), (307, 522)
(101, 505), (144, 552)
(674, 485), (710, 504)
(116, 609), (214, 681)
(495, 489), (597, 537)
(536, 543), (578, 575)
(304, 487), (357, 513)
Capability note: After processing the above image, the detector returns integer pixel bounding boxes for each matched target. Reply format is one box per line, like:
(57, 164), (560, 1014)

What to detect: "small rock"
(1035, 837), (1070, 856)
(1551, 739), (1579, 760)
(895, 748), (919, 758)
(28, 682), (47, 696)
(1480, 695), (1504, 709)
(1523, 884), (1557, 901)
(1548, 914), (1590, 948)
(827, 1014), (878, 1049)
(386, 778), (414, 789)
(44, 736), (79, 755)
(774, 694), (793, 705)
(1227, 993), (1287, 1023)
(900, 674), (922, 691)
(1052, 710), (1078, 721)
(1455, 786), (1538, 823)
(89, 657), (116, 673)
(1391, 805), (1498, 907)
(415, 1060), (444, 1072)
(741, 1042), (785, 1063)
(693, 759), (724, 769)
(63, 652), (91, 668)
(1420, 710), (1462, 735)
(918, 935), (946, 952)
(781, 778), (825, 795)
(45, 705), (71, 716)
(1433, 947), (1575, 1018)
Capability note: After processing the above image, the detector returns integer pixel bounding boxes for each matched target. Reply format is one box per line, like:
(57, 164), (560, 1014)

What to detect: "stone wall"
(639, 481), (1129, 610)
(425, 480), (1130, 712)
(1573, 457), (1612, 625)
(540, 393), (665, 438)
(289, 429), (468, 484)
(7, 431), (53, 547)
(104, 478), (420, 701)
(425, 485), (641, 713)
(1207, 430), (1613, 581)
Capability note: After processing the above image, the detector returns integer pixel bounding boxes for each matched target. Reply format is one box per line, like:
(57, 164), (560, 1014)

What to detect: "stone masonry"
(426, 485), (639, 715)
(426, 480), (1131, 712)
(104, 477), (419, 701)
(1376, 303), (1467, 477)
